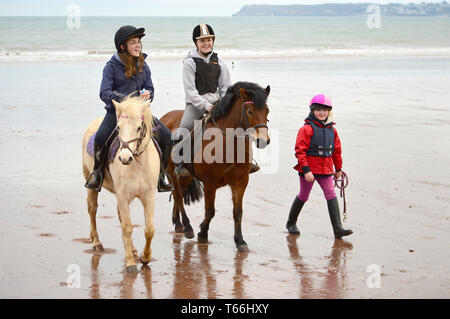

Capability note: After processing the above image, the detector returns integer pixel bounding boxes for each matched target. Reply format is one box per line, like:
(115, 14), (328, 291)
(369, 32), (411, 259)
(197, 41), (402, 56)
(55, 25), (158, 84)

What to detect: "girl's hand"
(141, 90), (151, 101)
(334, 171), (342, 179)
(304, 172), (315, 183)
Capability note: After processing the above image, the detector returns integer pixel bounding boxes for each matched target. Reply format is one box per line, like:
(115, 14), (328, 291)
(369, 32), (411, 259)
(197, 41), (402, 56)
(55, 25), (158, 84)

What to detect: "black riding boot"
(157, 142), (174, 193)
(286, 196), (305, 235)
(327, 197), (353, 238)
(85, 142), (108, 192)
(172, 136), (191, 179)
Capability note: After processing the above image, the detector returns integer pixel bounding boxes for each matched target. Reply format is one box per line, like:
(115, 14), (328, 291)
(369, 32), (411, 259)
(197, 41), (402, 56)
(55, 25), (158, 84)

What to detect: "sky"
(0, 0), (446, 16)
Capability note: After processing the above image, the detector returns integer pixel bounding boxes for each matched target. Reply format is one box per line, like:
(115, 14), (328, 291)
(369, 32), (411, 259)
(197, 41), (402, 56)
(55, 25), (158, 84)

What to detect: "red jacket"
(293, 118), (342, 175)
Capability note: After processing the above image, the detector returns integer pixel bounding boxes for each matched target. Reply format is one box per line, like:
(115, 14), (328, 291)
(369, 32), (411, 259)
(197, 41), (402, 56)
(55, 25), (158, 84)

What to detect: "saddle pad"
(86, 132), (120, 163)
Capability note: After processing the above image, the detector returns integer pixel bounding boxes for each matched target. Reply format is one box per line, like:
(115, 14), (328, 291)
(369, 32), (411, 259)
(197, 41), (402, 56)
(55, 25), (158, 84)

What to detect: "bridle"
(117, 115), (150, 162)
(210, 101), (269, 138)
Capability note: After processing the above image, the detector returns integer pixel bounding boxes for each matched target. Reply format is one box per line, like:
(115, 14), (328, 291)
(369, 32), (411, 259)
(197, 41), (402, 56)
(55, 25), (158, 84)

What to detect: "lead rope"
(334, 171), (349, 222)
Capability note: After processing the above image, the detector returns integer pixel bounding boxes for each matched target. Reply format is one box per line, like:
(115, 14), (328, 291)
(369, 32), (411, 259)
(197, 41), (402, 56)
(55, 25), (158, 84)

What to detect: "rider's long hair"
(118, 49), (145, 79)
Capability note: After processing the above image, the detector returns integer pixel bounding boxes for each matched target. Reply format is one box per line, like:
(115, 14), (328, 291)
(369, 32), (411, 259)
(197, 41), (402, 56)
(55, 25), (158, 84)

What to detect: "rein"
(334, 171), (349, 222)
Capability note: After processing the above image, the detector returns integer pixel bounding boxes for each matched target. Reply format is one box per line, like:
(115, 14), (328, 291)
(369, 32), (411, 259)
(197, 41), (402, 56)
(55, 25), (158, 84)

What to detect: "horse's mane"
(209, 82), (268, 121)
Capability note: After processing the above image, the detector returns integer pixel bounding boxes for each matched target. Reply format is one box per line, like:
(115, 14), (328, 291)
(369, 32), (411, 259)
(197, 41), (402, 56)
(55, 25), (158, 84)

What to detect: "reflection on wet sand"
(286, 236), (353, 298)
(233, 251), (249, 298)
(171, 235), (217, 298)
(322, 239), (353, 298)
(87, 234), (351, 299)
(286, 235), (314, 298)
(90, 253), (101, 299)
(88, 249), (153, 299)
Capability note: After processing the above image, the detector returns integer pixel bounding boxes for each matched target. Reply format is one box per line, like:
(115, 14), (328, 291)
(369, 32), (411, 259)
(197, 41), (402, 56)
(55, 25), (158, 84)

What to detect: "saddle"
(86, 125), (163, 163)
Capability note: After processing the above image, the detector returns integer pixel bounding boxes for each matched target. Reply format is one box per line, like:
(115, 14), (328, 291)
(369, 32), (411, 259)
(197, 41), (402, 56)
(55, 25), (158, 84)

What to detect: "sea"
(0, 16), (449, 62)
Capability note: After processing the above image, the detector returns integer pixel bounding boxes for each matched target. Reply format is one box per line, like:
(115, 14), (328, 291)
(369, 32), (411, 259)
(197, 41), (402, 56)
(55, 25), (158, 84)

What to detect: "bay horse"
(82, 96), (160, 272)
(160, 82), (271, 252)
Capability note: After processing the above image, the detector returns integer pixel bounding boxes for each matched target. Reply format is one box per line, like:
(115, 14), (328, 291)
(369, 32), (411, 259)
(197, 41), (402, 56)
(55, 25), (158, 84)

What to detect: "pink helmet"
(309, 94), (332, 110)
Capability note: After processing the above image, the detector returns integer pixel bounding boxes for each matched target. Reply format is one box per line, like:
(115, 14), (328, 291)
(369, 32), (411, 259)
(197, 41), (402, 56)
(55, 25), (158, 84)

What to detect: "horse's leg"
(117, 195), (137, 272)
(172, 203), (183, 233)
(172, 178), (194, 239)
(180, 205), (194, 239)
(87, 189), (103, 251)
(140, 191), (156, 265)
(230, 181), (250, 252)
(117, 205), (137, 258)
(197, 184), (217, 243)
(168, 167), (184, 233)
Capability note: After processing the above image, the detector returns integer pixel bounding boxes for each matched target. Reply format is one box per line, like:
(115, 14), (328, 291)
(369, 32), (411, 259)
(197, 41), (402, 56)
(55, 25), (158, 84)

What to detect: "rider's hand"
(141, 90), (151, 101)
(334, 171), (342, 179)
(206, 104), (213, 113)
(304, 172), (315, 183)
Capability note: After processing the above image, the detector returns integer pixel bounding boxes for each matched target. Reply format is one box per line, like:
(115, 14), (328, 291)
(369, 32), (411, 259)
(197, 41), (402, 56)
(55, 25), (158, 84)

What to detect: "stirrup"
(250, 162), (260, 174)
(158, 174), (174, 193)
(85, 171), (103, 192)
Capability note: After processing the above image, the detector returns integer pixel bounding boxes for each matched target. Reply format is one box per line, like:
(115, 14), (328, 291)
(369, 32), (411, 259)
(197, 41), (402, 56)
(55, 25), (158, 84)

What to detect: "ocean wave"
(1, 47), (450, 62)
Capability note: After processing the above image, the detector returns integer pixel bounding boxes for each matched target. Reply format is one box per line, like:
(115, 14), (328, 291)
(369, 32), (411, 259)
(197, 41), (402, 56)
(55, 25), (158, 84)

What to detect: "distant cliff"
(233, 2), (450, 16)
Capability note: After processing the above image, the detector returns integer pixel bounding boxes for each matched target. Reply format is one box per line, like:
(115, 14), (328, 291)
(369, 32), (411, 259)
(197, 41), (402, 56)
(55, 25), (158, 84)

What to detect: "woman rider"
(85, 25), (173, 192)
(173, 23), (259, 178)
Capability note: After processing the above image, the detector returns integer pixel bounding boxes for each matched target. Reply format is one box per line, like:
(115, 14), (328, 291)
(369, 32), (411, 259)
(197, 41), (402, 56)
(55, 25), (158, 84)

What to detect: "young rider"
(173, 23), (259, 179)
(85, 25), (173, 193)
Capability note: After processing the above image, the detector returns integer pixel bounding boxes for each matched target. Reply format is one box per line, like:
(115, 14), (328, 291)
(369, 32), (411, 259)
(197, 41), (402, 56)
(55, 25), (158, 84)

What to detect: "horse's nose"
(256, 138), (270, 149)
(119, 155), (133, 165)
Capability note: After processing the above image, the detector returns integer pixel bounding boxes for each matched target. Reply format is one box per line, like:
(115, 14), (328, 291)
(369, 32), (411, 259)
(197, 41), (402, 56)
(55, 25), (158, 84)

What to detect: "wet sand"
(0, 56), (449, 298)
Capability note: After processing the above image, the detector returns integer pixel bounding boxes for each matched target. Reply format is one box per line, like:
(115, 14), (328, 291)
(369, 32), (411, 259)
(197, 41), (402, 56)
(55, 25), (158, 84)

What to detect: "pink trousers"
(297, 175), (336, 202)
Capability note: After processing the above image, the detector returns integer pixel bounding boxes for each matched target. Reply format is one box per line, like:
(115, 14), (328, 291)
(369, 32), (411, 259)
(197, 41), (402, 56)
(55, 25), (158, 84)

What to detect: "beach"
(0, 55), (449, 298)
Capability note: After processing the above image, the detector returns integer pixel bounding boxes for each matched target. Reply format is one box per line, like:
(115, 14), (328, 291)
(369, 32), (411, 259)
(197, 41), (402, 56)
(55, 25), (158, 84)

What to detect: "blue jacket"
(100, 53), (154, 111)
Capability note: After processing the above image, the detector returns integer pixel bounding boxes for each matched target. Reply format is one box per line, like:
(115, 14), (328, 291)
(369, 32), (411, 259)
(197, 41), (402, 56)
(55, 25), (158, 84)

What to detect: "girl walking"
(287, 94), (353, 238)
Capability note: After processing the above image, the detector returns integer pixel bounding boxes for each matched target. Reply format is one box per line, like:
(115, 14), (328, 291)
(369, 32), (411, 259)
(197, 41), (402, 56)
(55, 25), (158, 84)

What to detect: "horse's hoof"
(197, 234), (208, 244)
(184, 230), (195, 239)
(237, 244), (249, 252)
(175, 227), (184, 233)
(126, 265), (138, 273)
(93, 244), (104, 252)
(140, 254), (151, 265)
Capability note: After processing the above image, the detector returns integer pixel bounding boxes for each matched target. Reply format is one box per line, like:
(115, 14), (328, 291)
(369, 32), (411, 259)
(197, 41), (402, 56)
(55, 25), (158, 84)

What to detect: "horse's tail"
(183, 177), (204, 205)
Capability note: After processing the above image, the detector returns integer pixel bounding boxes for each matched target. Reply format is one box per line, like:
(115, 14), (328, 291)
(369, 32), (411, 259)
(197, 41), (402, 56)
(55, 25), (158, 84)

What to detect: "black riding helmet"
(114, 25), (145, 53)
(192, 24), (215, 45)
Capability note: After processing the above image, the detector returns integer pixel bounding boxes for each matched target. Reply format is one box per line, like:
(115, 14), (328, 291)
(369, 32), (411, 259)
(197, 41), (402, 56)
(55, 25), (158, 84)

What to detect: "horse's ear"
(112, 100), (122, 114)
(139, 100), (150, 114)
(265, 85), (270, 96)
(238, 87), (251, 101)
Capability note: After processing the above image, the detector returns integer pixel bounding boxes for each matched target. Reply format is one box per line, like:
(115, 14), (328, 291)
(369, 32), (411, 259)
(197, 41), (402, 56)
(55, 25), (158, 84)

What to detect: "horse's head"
(237, 84), (271, 149)
(112, 97), (152, 165)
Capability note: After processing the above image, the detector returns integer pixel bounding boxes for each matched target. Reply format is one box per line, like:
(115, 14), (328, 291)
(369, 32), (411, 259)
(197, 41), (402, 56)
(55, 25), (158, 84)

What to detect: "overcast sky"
(0, 0), (446, 16)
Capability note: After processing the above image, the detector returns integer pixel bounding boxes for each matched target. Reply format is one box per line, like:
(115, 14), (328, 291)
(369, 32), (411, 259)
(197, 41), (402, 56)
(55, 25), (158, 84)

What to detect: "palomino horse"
(160, 82), (270, 252)
(82, 97), (160, 272)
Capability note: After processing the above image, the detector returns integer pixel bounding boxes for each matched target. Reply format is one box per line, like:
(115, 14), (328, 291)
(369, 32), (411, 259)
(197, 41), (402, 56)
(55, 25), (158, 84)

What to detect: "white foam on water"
(2, 47), (450, 62)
